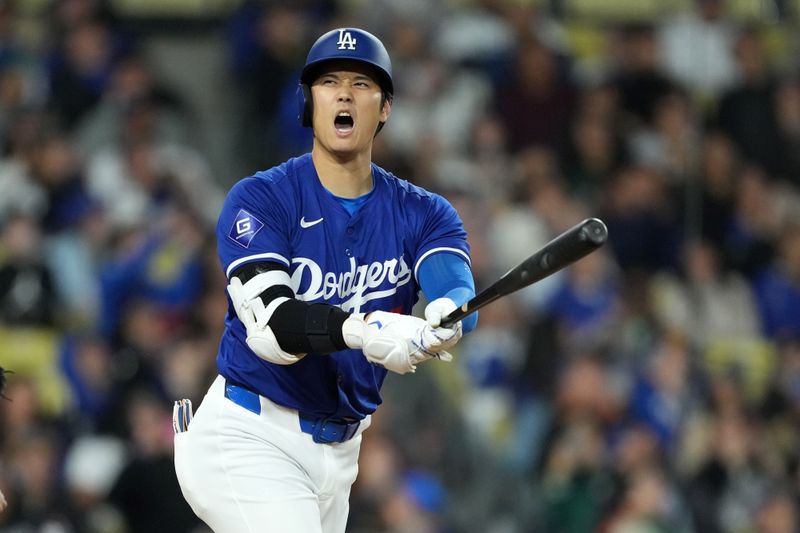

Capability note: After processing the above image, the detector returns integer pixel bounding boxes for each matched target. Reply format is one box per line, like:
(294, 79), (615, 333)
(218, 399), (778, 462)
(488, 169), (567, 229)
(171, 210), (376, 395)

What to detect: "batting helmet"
(297, 27), (393, 128)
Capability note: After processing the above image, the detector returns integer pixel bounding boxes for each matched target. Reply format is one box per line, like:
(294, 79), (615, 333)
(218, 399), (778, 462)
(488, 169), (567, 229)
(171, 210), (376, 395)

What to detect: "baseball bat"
(439, 217), (608, 328)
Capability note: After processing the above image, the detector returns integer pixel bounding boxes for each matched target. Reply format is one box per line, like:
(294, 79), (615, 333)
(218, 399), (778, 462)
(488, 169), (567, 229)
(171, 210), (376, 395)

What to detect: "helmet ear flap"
(297, 83), (313, 127)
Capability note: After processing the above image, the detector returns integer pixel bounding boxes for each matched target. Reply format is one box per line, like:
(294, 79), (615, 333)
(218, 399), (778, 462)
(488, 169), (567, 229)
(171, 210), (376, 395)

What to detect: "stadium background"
(1, 0), (800, 531)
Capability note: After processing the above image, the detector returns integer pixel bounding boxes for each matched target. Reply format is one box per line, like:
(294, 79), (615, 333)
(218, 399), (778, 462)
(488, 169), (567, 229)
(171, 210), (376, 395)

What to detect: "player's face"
(310, 62), (390, 159)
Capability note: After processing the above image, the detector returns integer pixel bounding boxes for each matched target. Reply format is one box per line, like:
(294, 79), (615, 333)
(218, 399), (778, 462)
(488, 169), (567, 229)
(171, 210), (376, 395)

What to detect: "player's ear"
(374, 93), (392, 136)
(379, 95), (391, 123)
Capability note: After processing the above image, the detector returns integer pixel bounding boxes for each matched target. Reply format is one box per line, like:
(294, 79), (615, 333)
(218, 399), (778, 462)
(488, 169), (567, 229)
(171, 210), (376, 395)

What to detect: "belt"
(223, 381), (360, 444)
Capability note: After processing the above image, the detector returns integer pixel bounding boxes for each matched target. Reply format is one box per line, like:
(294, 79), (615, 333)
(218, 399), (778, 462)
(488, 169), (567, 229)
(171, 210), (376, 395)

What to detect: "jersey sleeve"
(418, 251), (478, 333)
(216, 174), (295, 279)
(412, 193), (471, 281)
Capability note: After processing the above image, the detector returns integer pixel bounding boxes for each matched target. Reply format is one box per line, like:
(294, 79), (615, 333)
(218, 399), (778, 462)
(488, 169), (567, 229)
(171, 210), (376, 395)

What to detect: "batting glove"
(342, 311), (453, 374)
(424, 298), (463, 350)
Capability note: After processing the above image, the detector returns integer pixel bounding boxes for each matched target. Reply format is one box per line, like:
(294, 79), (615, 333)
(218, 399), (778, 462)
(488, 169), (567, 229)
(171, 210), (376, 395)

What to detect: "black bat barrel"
(439, 218), (608, 328)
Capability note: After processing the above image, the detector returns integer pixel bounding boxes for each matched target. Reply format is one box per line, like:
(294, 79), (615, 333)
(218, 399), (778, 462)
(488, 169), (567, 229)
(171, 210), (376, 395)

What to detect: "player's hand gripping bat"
(440, 218), (608, 328)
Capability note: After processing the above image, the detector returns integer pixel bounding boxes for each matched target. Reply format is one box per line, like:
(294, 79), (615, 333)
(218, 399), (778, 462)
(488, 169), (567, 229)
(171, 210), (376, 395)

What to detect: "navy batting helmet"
(297, 27), (393, 128)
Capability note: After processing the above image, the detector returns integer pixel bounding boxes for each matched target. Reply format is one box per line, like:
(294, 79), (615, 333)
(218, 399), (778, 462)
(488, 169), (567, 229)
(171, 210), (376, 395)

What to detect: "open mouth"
(334, 112), (354, 134)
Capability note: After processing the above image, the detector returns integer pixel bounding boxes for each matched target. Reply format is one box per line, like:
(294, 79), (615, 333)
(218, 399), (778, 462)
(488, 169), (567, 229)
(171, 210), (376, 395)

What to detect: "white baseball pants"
(174, 375), (369, 533)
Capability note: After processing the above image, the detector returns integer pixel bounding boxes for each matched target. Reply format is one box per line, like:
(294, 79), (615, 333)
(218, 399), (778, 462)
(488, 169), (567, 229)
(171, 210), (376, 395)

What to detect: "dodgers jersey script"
(215, 153), (470, 420)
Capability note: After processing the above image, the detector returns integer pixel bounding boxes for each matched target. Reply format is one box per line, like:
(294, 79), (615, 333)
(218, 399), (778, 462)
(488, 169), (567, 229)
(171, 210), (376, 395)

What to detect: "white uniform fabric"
(174, 375), (370, 533)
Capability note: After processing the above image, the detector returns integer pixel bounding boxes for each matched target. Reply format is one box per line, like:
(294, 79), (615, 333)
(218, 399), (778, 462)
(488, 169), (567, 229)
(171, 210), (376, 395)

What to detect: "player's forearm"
(418, 252), (478, 333)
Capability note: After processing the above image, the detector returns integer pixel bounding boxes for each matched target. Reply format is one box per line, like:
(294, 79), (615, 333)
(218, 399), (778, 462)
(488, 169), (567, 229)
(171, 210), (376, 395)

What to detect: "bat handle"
(439, 296), (489, 329)
(439, 305), (467, 329)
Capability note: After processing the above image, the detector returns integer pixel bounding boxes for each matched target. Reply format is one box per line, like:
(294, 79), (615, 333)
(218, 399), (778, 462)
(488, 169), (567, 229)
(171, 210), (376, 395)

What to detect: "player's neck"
(311, 148), (374, 198)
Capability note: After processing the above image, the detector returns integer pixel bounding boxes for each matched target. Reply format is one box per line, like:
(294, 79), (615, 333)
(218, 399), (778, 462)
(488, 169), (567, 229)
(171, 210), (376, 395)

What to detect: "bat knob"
(582, 218), (608, 246)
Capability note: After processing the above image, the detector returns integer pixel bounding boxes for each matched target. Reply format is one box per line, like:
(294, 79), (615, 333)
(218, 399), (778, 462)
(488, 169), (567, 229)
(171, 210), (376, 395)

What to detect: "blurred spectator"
(63, 434), (127, 532)
(59, 334), (116, 431)
(609, 424), (663, 482)
(539, 417), (614, 532)
(0, 0), (48, 112)
(0, 62), (47, 146)
(97, 206), (206, 342)
(0, 109), (49, 221)
(0, 213), (58, 326)
(694, 131), (739, 244)
(715, 28), (783, 177)
(686, 413), (773, 532)
(43, 199), (108, 328)
(349, 432), (402, 531)
(753, 220), (800, 340)
(554, 355), (626, 429)
(628, 340), (697, 452)
(456, 299), (531, 465)
(29, 130), (92, 234)
(628, 87), (699, 182)
(561, 84), (628, 204)
(541, 247), (623, 353)
(496, 36), (575, 153)
(521, 148), (585, 232)
(107, 391), (202, 533)
(657, 0), (738, 98)
(650, 239), (761, 349)
(774, 75), (800, 186)
(385, 20), (491, 165)
(608, 24), (676, 131)
(1, 427), (73, 531)
(0, 0), (21, 68)
(85, 115), (222, 229)
(599, 466), (692, 532)
(432, 1), (515, 71)
(600, 165), (680, 274)
(160, 334), (217, 407)
(766, 341), (800, 421)
(76, 54), (191, 158)
(724, 165), (779, 278)
(226, 2), (310, 169)
(47, 18), (130, 129)
(755, 490), (798, 533)
(426, 110), (513, 200)
(48, 0), (119, 38)
(0, 376), (46, 448)
(380, 470), (446, 533)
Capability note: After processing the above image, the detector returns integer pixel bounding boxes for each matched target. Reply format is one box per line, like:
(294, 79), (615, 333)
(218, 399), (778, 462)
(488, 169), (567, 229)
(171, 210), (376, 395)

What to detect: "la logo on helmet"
(337, 30), (357, 50)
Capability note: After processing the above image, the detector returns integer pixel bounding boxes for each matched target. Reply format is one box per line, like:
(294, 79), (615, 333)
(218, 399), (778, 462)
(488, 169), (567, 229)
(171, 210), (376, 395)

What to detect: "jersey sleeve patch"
(228, 209), (265, 248)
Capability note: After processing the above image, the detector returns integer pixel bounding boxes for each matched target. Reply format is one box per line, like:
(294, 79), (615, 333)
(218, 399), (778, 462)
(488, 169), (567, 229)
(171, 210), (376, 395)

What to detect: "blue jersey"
(215, 153), (470, 420)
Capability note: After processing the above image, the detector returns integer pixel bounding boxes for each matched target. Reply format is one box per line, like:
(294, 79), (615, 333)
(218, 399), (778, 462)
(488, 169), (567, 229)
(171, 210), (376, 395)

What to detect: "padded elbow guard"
(227, 275), (305, 365)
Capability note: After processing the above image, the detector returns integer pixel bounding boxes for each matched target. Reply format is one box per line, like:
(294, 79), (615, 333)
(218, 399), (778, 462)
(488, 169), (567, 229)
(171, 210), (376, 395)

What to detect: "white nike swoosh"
(300, 216), (323, 229)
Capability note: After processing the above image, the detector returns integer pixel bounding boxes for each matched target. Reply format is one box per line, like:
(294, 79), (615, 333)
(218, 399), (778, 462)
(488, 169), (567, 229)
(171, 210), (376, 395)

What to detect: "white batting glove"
(342, 311), (453, 374)
(424, 298), (463, 350)
(227, 277), (305, 365)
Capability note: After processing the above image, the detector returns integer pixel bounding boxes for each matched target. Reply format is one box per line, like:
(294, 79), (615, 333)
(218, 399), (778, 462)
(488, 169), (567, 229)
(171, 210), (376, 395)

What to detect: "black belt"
(223, 381), (360, 444)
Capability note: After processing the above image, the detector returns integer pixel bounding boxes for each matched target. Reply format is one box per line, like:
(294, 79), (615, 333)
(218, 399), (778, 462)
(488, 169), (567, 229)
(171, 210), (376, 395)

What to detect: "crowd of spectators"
(1, 0), (800, 532)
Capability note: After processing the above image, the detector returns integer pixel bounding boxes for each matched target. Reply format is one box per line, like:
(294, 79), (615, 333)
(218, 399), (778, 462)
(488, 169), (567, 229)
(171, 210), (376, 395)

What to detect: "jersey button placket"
(345, 224), (355, 257)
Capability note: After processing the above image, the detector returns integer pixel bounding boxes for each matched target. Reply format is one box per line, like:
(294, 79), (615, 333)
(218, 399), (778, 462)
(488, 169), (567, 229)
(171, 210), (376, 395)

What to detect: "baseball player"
(173, 27), (478, 533)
